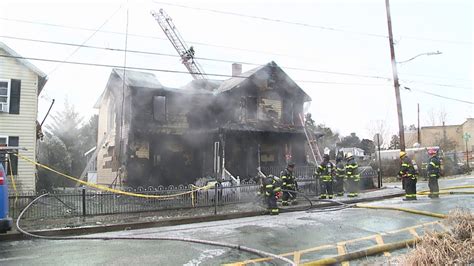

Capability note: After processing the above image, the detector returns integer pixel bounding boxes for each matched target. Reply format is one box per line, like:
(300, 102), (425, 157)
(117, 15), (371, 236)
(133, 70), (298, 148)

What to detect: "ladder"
(151, 9), (207, 80)
(299, 113), (323, 166)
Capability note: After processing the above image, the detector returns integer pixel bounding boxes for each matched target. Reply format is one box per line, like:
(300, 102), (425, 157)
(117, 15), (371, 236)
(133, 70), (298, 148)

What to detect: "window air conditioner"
(0, 103), (8, 113)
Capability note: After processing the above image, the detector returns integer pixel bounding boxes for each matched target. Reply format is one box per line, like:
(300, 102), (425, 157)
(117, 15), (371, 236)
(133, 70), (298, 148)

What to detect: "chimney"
(232, 63), (242, 77)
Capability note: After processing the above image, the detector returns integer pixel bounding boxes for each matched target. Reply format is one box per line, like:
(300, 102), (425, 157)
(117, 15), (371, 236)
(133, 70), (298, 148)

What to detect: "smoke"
(105, 62), (312, 187)
(303, 101), (311, 113)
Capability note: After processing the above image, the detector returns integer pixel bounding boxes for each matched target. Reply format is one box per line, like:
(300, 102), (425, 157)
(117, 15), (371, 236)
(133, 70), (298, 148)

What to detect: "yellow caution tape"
(13, 153), (213, 199)
(7, 155), (18, 204)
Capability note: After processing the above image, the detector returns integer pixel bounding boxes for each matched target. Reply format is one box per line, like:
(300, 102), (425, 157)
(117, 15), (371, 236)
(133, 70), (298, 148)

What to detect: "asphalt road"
(1, 176), (472, 265)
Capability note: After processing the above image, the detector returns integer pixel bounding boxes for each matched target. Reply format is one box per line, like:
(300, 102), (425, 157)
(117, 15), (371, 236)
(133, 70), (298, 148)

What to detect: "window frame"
(0, 79), (11, 113)
(153, 95), (167, 122)
(246, 96), (258, 121)
(0, 135), (8, 146)
(0, 135), (9, 175)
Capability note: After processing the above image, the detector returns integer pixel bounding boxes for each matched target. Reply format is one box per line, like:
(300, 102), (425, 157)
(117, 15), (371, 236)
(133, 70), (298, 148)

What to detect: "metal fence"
(260, 165), (316, 178)
(9, 178), (318, 220)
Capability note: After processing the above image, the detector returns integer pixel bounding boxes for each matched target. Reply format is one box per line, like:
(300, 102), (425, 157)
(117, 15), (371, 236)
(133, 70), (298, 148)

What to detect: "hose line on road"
(419, 191), (474, 195)
(17, 194), (296, 266)
(418, 185), (474, 194)
(301, 237), (419, 266)
(280, 189), (353, 213)
(354, 203), (447, 219)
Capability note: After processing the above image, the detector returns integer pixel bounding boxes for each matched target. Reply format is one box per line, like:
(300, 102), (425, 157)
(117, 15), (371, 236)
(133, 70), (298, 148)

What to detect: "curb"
(1, 192), (405, 242)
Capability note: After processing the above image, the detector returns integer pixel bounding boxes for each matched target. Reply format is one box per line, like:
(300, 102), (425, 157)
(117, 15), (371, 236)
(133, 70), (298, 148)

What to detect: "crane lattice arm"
(151, 9), (207, 80)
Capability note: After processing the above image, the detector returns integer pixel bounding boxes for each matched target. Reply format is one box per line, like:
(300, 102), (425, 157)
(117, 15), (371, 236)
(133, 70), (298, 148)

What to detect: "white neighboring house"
(0, 42), (47, 192)
(339, 147), (365, 159)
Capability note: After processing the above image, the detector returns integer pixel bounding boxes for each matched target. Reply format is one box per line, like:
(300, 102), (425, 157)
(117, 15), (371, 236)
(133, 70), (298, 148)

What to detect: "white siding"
(96, 95), (117, 185)
(0, 49), (39, 192)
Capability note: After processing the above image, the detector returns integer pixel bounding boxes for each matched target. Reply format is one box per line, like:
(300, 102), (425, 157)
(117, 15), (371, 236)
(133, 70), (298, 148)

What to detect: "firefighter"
(427, 149), (441, 198)
(399, 151), (418, 201)
(281, 162), (297, 206)
(345, 153), (360, 197)
(334, 156), (346, 196)
(259, 174), (282, 215)
(315, 154), (335, 199)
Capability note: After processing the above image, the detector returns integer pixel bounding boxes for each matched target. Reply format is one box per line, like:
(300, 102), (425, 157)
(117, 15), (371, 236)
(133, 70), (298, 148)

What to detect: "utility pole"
(464, 133), (471, 171)
(385, 0), (405, 151)
(417, 103), (421, 144)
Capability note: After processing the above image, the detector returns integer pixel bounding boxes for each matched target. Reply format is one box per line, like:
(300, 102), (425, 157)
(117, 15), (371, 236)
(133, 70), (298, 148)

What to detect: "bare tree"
(438, 107), (448, 125)
(425, 107), (448, 126)
(426, 108), (437, 126)
(367, 119), (391, 148)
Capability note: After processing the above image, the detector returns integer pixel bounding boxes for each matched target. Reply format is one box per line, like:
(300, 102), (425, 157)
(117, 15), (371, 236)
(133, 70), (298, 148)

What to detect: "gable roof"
(94, 68), (212, 108)
(94, 68), (162, 108)
(181, 79), (222, 93)
(0, 41), (48, 93)
(215, 61), (311, 101)
(215, 65), (266, 94)
(112, 68), (163, 89)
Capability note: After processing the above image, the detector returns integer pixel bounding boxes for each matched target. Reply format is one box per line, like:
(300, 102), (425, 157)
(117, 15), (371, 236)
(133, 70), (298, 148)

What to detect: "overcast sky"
(1, 0), (472, 143)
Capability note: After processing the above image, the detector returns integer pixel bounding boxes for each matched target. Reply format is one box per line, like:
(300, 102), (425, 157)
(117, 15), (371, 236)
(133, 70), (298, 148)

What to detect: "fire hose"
(16, 193), (296, 266)
(278, 189), (352, 213)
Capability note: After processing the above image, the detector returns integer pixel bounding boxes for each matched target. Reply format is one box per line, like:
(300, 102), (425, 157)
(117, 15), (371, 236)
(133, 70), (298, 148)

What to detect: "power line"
(3, 35), (472, 90)
(153, 1), (387, 38)
(1, 54), (469, 104)
(3, 15), (471, 78)
(403, 86), (474, 105)
(47, 4), (123, 75)
(0, 35), (178, 58)
(0, 16), (316, 60)
(401, 80), (472, 90)
(153, 1), (473, 45)
(0, 54), (389, 87)
(0, 35), (391, 81)
(117, 5), (130, 187)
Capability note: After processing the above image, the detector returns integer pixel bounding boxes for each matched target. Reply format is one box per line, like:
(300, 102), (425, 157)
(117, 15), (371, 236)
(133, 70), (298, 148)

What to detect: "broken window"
(260, 143), (276, 163)
(282, 98), (294, 124)
(153, 96), (167, 122)
(246, 96), (257, 120)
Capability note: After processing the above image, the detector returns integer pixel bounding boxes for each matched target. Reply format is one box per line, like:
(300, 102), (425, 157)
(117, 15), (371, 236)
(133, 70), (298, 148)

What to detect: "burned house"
(95, 62), (311, 187)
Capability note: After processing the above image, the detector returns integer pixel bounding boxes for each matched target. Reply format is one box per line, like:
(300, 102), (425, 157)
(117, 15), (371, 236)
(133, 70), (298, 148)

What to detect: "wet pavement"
(0, 175), (472, 265)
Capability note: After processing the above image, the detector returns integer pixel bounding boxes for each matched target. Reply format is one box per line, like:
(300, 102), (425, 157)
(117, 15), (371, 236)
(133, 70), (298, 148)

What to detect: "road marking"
(0, 256), (39, 262)
(293, 251), (301, 265)
(375, 234), (391, 257)
(336, 243), (349, 266)
(339, 234), (376, 245)
(228, 220), (446, 265)
(225, 245), (334, 265)
(385, 220), (438, 234)
(409, 228), (420, 238)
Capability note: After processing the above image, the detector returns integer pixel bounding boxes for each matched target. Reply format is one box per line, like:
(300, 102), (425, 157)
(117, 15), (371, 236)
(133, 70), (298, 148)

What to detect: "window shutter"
(8, 136), (19, 175)
(9, 79), (21, 114)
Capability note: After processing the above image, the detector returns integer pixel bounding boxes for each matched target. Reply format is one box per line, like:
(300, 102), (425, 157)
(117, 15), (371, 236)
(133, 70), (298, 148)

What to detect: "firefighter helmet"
(345, 152), (353, 160)
(287, 162), (295, 167)
(400, 151), (407, 158)
(428, 149), (437, 155)
(323, 154), (330, 160)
